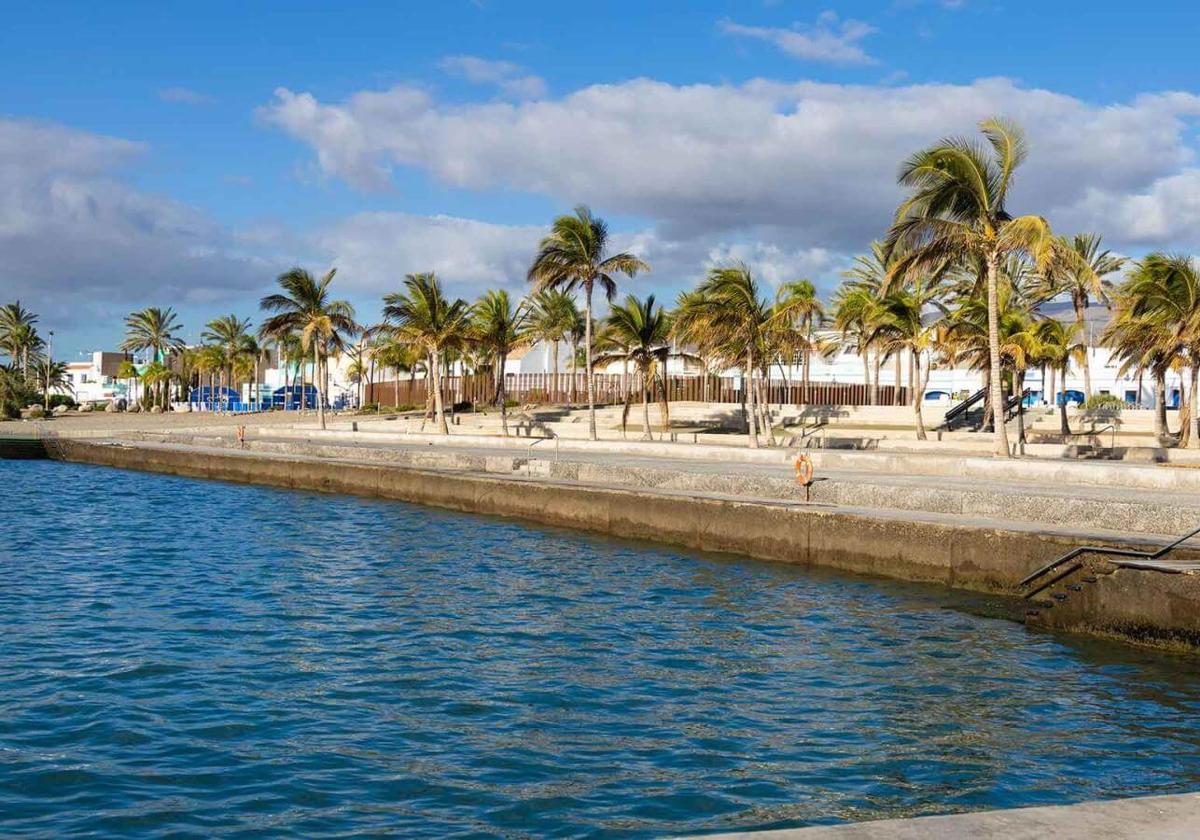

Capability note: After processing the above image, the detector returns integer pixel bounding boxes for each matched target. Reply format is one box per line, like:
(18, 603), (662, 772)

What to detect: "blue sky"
(5, 1), (1200, 356)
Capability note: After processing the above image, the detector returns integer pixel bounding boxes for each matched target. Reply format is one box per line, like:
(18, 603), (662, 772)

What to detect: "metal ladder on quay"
(1018, 523), (1200, 616)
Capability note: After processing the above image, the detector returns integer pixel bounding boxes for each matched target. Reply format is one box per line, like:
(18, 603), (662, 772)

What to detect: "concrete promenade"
(696, 792), (1200, 839)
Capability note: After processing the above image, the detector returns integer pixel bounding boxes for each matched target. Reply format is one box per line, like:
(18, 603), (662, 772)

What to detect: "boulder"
(52, 404), (69, 416)
(149, 405), (163, 414)
(22, 406), (45, 420)
(79, 403), (93, 413)
(105, 401), (119, 413)
(128, 403), (141, 414)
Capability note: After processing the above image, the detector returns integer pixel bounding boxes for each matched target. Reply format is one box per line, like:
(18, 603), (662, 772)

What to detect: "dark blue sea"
(3, 460), (1200, 837)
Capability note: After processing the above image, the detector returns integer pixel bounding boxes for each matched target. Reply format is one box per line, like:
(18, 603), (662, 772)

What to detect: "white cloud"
(315, 212), (544, 296)
(438, 54), (547, 99)
(0, 118), (268, 338)
(719, 12), (878, 66)
(259, 77), (1200, 253)
(157, 86), (217, 106)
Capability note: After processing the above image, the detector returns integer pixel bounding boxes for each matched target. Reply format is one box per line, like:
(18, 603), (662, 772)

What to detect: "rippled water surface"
(4, 461), (1200, 837)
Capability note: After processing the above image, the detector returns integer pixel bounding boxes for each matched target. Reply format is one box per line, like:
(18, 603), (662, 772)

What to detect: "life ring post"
(794, 454), (816, 502)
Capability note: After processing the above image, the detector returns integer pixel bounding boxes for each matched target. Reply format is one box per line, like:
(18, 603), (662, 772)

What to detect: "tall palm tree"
(202, 315), (253, 412)
(259, 268), (357, 430)
(1037, 233), (1125, 397)
(471, 289), (530, 436)
(528, 206), (650, 440)
(382, 272), (470, 434)
(121, 307), (185, 410)
(595, 294), (677, 440)
(672, 264), (773, 448)
(887, 117), (1054, 457)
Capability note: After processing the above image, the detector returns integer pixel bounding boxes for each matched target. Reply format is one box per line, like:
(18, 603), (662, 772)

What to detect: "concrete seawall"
(55, 439), (1200, 650)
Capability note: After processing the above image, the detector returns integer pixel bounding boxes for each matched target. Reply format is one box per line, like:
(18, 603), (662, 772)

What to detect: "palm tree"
(887, 117), (1054, 457)
(595, 294), (678, 440)
(471, 289), (530, 436)
(195, 345), (225, 411)
(116, 359), (139, 409)
(871, 288), (939, 439)
(942, 266), (1038, 435)
(1037, 233), (1125, 398)
(528, 289), (577, 402)
(381, 272), (470, 434)
(1119, 253), (1200, 448)
(374, 337), (422, 408)
(140, 361), (171, 410)
(259, 268), (357, 430)
(773, 279), (824, 402)
(0, 301), (39, 377)
(121, 307), (185, 410)
(831, 283), (883, 402)
(34, 358), (71, 411)
(1103, 304), (1176, 441)
(1034, 319), (1087, 436)
(528, 206), (650, 440)
(672, 264), (773, 448)
(202, 315), (253, 412)
(843, 243), (898, 403)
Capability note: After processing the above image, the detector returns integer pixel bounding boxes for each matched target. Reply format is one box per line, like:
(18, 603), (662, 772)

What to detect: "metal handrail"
(529, 432), (559, 463)
(1020, 522), (1200, 598)
(941, 388), (988, 430)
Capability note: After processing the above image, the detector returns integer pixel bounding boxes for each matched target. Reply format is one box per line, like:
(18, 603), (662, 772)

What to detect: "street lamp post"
(44, 330), (54, 412)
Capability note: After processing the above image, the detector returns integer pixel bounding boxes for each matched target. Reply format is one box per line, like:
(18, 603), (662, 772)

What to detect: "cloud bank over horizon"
(8, 71), (1200, 352)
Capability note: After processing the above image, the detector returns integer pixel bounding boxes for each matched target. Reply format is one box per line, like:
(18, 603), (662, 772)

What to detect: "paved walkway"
(694, 792), (1200, 839)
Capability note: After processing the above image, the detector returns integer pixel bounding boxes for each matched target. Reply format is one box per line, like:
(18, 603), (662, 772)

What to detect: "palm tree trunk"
(640, 370), (652, 441)
(1016, 369), (1027, 453)
(1180, 377), (1192, 447)
(552, 339), (560, 403)
(1060, 364), (1071, 436)
(1047, 365), (1055, 409)
(802, 349), (811, 404)
(433, 348), (449, 434)
(986, 253), (1012, 457)
(758, 373), (776, 446)
(1189, 365), (1199, 449)
(871, 352), (881, 406)
(861, 350), (872, 405)
(1075, 299), (1093, 398)
(1155, 372), (1167, 440)
(745, 350), (758, 449)
(584, 284), (597, 441)
(314, 344), (326, 430)
(570, 340), (578, 403)
(893, 352), (901, 406)
(913, 351), (927, 440)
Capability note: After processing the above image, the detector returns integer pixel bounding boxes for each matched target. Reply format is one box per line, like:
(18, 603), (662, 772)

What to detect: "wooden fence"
(367, 373), (908, 408)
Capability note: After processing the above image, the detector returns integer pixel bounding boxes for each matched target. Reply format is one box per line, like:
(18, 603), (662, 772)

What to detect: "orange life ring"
(794, 454), (814, 486)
